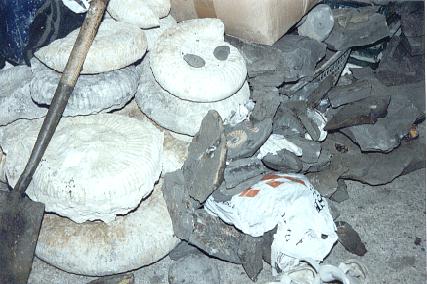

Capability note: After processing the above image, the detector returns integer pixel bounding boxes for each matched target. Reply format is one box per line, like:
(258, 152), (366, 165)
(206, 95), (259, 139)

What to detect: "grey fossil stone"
(213, 45), (230, 61)
(325, 95), (391, 131)
(325, 7), (389, 51)
(183, 54), (206, 68)
(30, 58), (137, 116)
(262, 149), (303, 173)
(224, 158), (268, 189)
(225, 119), (272, 160)
(341, 83), (423, 152)
(0, 65), (46, 126)
(183, 110), (227, 203)
(328, 79), (373, 108)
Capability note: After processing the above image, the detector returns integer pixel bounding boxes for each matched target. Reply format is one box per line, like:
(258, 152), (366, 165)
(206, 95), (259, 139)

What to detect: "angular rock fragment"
(183, 111), (227, 203)
(225, 119), (272, 160)
(335, 221), (367, 256)
(262, 149), (303, 173)
(306, 163), (349, 197)
(224, 158), (269, 189)
(375, 36), (424, 86)
(327, 79), (373, 108)
(30, 58), (138, 116)
(325, 7), (389, 51)
(273, 104), (306, 137)
(274, 35), (326, 82)
(168, 254), (220, 284)
(341, 83), (423, 152)
(325, 95), (390, 131)
(330, 180), (349, 203)
(88, 273), (134, 284)
(0, 65), (46, 126)
(239, 44), (283, 77)
(250, 86), (281, 121)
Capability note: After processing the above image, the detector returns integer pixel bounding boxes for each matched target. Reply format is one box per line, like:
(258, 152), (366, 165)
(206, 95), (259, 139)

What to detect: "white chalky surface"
(0, 114), (163, 223)
(150, 18), (247, 102)
(35, 19), (147, 74)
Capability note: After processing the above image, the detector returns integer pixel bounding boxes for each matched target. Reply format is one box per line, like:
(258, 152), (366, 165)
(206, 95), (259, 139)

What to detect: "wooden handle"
(14, 0), (108, 195)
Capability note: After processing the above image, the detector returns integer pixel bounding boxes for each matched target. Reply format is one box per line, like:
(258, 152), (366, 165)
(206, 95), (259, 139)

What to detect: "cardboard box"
(170, 0), (319, 45)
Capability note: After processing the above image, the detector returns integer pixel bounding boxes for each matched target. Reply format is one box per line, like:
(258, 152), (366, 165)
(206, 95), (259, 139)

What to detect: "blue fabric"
(0, 0), (46, 64)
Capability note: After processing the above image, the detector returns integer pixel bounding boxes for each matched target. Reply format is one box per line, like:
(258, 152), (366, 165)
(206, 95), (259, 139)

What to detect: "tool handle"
(14, 0), (108, 195)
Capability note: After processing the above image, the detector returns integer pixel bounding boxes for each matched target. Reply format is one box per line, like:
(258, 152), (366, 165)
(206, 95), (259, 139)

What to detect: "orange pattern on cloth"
(261, 173), (306, 186)
(239, 188), (260, 197)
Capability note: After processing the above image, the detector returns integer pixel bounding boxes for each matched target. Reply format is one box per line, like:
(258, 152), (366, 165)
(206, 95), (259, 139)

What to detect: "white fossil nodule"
(107, 0), (170, 29)
(150, 18), (248, 102)
(35, 180), (179, 276)
(0, 114), (163, 223)
(136, 59), (250, 136)
(35, 19), (147, 74)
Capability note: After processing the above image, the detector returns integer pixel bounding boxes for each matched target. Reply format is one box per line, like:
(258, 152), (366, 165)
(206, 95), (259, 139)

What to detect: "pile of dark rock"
(160, 1), (425, 282)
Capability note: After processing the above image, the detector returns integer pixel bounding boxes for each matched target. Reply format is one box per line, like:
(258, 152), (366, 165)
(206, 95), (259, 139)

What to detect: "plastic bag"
(205, 172), (337, 274)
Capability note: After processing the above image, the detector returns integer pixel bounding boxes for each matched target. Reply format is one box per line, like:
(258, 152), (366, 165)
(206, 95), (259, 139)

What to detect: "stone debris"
(325, 7), (390, 51)
(168, 253), (221, 284)
(335, 221), (368, 256)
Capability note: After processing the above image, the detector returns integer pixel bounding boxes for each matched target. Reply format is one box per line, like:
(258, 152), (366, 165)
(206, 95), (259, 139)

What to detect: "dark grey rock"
(285, 136), (321, 164)
(238, 236), (264, 281)
(302, 148), (331, 173)
(183, 54), (206, 68)
(375, 36), (424, 86)
(328, 79), (373, 108)
(162, 170), (198, 240)
(335, 221), (367, 256)
(224, 158), (269, 189)
(213, 46), (230, 61)
(183, 110), (227, 203)
(273, 104), (305, 137)
(225, 119), (272, 160)
(341, 83), (423, 152)
(274, 35), (326, 82)
(248, 71), (287, 88)
(168, 254), (220, 284)
(239, 44), (283, 77)
(325, 7), (389, 51)
(306, 75), (335, 108)
(330, 180), (349, 203)
(325, 95), (391, 131)
(327, 200), (341, 221)
(87, 273), (134, 284)
(324, 132), (425, 186)
(262, 149), (303, 173)
(284, 101), (322, 140)
(401, 34), (424, 56)
(250, 86), (281, 121)
(306, 162), (349, 197)
(169, 241), (204, 261)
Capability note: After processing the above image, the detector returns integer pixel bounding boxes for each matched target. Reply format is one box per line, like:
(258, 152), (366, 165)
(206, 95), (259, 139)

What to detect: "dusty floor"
(28, 167), (426, 284)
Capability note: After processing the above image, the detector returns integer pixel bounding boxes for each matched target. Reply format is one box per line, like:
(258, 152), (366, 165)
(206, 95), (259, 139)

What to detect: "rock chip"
(325, 7), (389, 51)
(298, 4), (334, 42)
